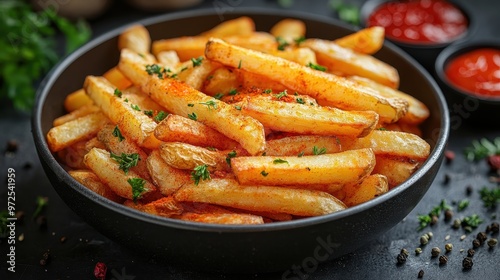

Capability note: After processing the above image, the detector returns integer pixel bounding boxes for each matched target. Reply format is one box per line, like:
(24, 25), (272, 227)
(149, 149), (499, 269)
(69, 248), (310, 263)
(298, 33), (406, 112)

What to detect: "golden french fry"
(265, 135), (341, 156)
(53, 104), (101, 127)
(123, 196), (183, 217)
(240, 96), (378, 137)
(154, 114), (240, 150)
(84, 137), (106, 152)
(202, 67), (241, 96)
(269, 47), (317, 65)
(231, 148), (375, 186)
(146, 150), (191, 195)
(177, 212), (264, 224)
(224, 32), (278, 53)
(349, 75), (430, 125)
(382, 121), (423, 137)
(372, 156), (419, 188)
(56, 140), (89, 169)
(200, 16), (255, 37)
(118, 48), (266, 155)
(333, 174), (388, 207)
(103, 67), (133, 90)
(156, 50), (180, 69)
(303, 38), (399, 88)
(84, 75), (162, 149)
(339, 130), (430, 162)
(69, 170), (124, 203)
(121, 86), (167, 113)
(159, 142), (231, 172)
(335, 26), (385, 55)
(174, 178), (346, 216)
(118, 24), (151, 55)
(270, 18), (306, 44)
(152, 36), (206, 62)
(47, 112), (109, 152)
(97, 124), (151, 181)
(205, 38), (407, 123)
(177, 58), (221, 90)
(64, 89), (93, 112)
(83, 148), (156, 200)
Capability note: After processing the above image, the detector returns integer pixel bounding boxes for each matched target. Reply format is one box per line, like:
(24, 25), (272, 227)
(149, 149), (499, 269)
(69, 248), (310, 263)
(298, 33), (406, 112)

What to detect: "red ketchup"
(445, 48), (500, 98)
(367, 0), (468, 44)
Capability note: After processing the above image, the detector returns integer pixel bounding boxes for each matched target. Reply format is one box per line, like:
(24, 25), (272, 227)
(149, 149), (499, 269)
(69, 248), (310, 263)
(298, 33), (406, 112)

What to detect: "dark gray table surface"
(1, 0), (499, 279)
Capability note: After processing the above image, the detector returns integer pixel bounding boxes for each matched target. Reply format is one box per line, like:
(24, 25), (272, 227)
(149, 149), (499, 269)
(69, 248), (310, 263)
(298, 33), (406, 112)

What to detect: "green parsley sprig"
(110, 152), (140, 174)
(479, 187), (500, 209)
(127, 178), (146, 202)
(464, 137), (500, 161)
(191, 164), (211, 185)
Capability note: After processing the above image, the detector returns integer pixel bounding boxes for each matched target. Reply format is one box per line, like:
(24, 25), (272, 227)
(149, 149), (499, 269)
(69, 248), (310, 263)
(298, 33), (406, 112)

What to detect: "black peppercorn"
(491, 222), (499, 233)
(431, 247), (441, 257)
(465, 185), (473, 196)
(477, 232), (487, 244)
(439, 255), (448, 265)
(462, 257), (473, 270)
(467, 248), (475, 257)
(5, 140), (18, 153)
(397, 253), (407, 264)
(472, 239), (481, 248)
(418, 269), (424, 278)
(400, 248), (409, 257)
(443, 173), (451, 184)
(444, 209), (453, 221)
(487, 238), (498, 248)
(430, 215), (439, 225)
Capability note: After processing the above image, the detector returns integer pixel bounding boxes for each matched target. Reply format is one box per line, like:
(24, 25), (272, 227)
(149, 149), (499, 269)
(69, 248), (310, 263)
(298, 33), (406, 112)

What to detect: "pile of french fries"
(47, 17), (431, 225)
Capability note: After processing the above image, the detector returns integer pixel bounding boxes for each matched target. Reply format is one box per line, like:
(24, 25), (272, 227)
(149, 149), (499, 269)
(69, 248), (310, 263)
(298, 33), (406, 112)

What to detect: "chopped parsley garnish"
(479, 187), (500, 208)
(191, 56), (204, 67)
(313, 146), (327, 155)
(462, 214), (483, 229)
(457, 199), (469, 211)
(191, 164), (211, 185)
(214, 93), (225, 100)
(199, 100), (218, 110)
(110, 152), (140, 174)
(226, 150), (237, 166)
(180, 66), (188, 72)
(307, 62), (327, 71)
(130, 104), (141, 111)
(273, 158), (289, 165)
(275, 89), (288, 99)
(417, 199), (452, 230)
(33, 196), (48, 218)
(298, 151), (305, 157)
(145, 64), (166, 79)
(294, 36), (306, 45)
(296, 98), (305, 104)
(261, 170), (269, 177)
(464, 137), (500, 161)
(263, 89), (272, 94)
(124, 98), (129, 102)
(114, 88), (122, 98)
(377, 127), (387, 131)
(234, 105), (242, 110)
(154, 111), (168, 123)
(188, 103), (194, 107)
(276, 36), (289, 51)
(188, 112), (198, 121)
(228, 88), (238, 95)
(112, 125), (125, 142)
(127, 178), (146, 202)
(238, 60), (242, 69)
(330, 0), (361, 26)
(143, 109), (153, 116)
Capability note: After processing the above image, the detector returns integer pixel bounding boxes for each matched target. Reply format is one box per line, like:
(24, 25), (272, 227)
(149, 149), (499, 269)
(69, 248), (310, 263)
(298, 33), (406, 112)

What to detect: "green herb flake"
(199, 100), (218, 110)
(143, 109), (153, 116)
(145, 64), (166, 79)
(234, 105), (242, 110)
(313, 146), (327, 155)
(464, 137), (500, 161)
(112, 125), (125, 142)
(32, 196), (48, 218)
(275, 89), (288, 100)
(264, 89), (272, 94)
(228, 88), (238, 95)
(298, 151), (305, 157)
(191, 56), (204, 67)
(261, 170), (269, 177)
(377, 127), (387, 131)
(462, 214), (483, 228)
(417, 214), (432, 231)
(238, 59), (242, 69)
(154, 111), (168, 123)
(479, 187), (500, 208)
(188, 103), (194, 107)
(273, 158), (289, 165)
(296, 98), (305, 104)
(226, 150), (237, 166)
(458, 199), (469, 211)
(330, 0), (361, 26)
(127, 178), (146, 202)
(188, 112), (198, 121)
(110, 152), (140, 174)
(214, 93), (225, 100)
(276, 36), (289, 51)
(307, 62), (327, 71)
(191, 164), (211, 185)
(130, 104), (141, 111)
(114, 88), (122, 98)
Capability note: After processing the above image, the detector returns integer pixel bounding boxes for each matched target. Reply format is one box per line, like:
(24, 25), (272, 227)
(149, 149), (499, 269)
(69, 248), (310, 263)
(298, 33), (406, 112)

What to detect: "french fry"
(349, 75), (430, 125)
(47, 111), (109, 152)
(69, 170), (124, 203)
(201, 67), (241, 96)
(57, 140), (89, 169)
(303, 38), (399, 88)
(53, 104), (100, 127)
(123, 196), (183, 217)
(333, 174), (388, 207)
(372, 156), (419, 188)
(121, 86), (167, 113)
(154, 114), (240, 150)
(152, 36), (207, 62)
(231, 148), (375, 186)
(265, 135), (341, 156)
(335, 26), (385, 55)
(224, 32), (278, 53)
(269, 47), (318, 65)
(199, 16), (255, 37)
(83, 148), (156, 200)
(270, 18), (306, 44)
(177, 212), (264, 224)
(382, 121), (423, 137)
(103, 67), (133, 90)
(118, 48), (266, 155)
(338, 130), (430, 162)
(146, 150), (191, 195)
(205, 38), (408, 123)
(159, 142), (231, 172)
(156, 50), (180, 69)
(84, 137), (106, 153)
(174, 178), (346, 216)
(177, 58), (221, 90)
(64, 89), (93, 112)
(240, 96), (378, 137)
(118, 24), (151, 55)
(84, 75), (162, 149)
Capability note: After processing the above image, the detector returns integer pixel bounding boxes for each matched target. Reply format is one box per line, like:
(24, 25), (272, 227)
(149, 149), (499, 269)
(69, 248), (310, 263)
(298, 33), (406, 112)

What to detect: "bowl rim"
(33, 7), (450, 233)
(360, 0), (473, 49)
(435, 40), (500, 103)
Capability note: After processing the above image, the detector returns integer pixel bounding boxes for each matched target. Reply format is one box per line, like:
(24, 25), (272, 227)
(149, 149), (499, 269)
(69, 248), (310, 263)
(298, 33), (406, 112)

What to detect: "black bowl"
(32, 8), (449, 274)
(435, 41), (500, 127)
(360, 0), (472, 72)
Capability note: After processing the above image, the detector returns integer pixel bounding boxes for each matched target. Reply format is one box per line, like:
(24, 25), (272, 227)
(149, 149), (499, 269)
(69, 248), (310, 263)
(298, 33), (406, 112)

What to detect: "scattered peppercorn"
(443, 173), (451, 184)
(445, 243), (453, 252)
(23, 162), (32, 170)
(439, 255), (448, 265)
(465, 185), (473, 196)
(487, 238), (498, 248)
(472, 239), (481, 248)
(396, 253), (407, 264)
(476, 232), (487, 244)
(460, 235), (467, 241)
(36, 215), (47, 229)
(420, 235), (429, 245)
(417, 269), (424, 278)
(18, 233), (24, 242)
(94, 262), (107, 280)
(467, 248), (475, 257)
(5, 139), (18, 153)
(415, 248), (422, 255)
(400, 248), (409, 257)
(462, 257), (473, 270)
(491, 222), (499, 233)
(431, 247), (441, 257)
(445, 150), (455, 164)
(427, 232), (434, 239)
(453, 219), (461, 229)
(39, 250), (50, 266)
(464, 226), (473, 233)
(444, 209), (453, 221)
